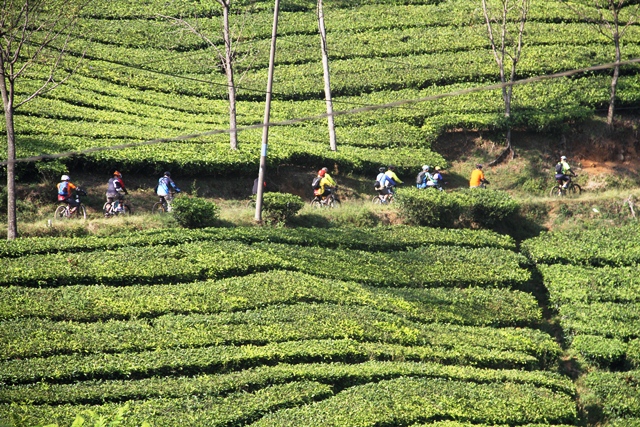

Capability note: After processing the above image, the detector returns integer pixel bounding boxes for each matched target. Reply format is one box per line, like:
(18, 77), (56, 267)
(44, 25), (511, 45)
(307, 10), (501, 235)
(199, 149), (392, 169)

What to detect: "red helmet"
(113, 170), (122, 177)
(318, 170), (326, 177)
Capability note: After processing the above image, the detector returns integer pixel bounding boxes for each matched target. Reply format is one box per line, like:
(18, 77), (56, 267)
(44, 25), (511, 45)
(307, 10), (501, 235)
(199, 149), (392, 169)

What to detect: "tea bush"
(260, 192), (305, 224)
(170, 196), (219, 228)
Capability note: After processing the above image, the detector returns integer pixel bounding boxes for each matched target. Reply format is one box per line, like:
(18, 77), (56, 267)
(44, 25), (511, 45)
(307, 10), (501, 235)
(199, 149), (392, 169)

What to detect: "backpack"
(58, 181), (69, 196)
(555, 163), (563, 174)
(416, 171), (426, 184)
(311, 176), (322, 190)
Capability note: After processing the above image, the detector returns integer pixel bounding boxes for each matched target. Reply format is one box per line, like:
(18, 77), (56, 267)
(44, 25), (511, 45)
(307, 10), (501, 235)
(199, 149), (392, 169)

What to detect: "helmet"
(113, 170), (122, 177)
(422, 165), (430, 171)
(164, 171), (171, 177)
(388, 165), (395, 170)
(318, 170), (326, 177)
(379, 167), (386, 172)
(476, 164), (483, 169)
(435, 166), (441, 171)
(560, 155), (567, 160)
(321, 167), (328, 172)
(61, 175), (70, 181)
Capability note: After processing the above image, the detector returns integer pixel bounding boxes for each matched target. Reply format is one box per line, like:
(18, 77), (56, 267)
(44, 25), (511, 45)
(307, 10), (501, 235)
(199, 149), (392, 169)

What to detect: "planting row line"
(70, 43), (640, 102)
(71, 21), (637, 75)
(0, 270), (540, 326)
(0, 380), (330, 427)
(0, 360), (574, 406)
(0, 226), (515, 258)
(0, 302), (556, 361)
(76, 0), (626, 28)
(0, 377), (576, 427)
(0, 241), (530, 289)
(251, 376), (576, 427)
(521, 224), (640, 266)
(0, 338), (550, 386)
(539, 264), (640, 306)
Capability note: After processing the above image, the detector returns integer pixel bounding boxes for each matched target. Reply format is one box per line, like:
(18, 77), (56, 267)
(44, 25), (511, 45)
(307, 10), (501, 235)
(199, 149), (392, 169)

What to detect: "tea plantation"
(1, 226), (577, 426)
(3, 0), (640, 177)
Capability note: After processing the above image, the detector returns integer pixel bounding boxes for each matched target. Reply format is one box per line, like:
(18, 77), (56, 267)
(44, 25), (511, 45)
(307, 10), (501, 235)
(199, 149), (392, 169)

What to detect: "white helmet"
(61, 175), (70, 181)
(560, 155), (567, 160)
(422, 165), (430, 171)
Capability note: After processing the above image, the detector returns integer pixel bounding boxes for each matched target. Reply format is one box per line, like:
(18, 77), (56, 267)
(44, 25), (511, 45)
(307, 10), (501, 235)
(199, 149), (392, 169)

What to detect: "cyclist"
(385, 165), (403, 187)
(470, 164), (489, 188)
(157, 171), (181, 209)
(321, 166), (337, 196)
(416, 165), (434, 189)
(57, 174), (79, 213)
(374, 167), (390, 201)
(106, 170), (128, 211)
(312, 169), (332, 201)
(555, 155), (576, 188)
(432, 166), (445, 190)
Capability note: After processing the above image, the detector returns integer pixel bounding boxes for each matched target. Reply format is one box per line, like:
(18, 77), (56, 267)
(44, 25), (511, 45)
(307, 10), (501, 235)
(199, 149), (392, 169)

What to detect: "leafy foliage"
(170, 196), (219, 228)
(396, 187), (519, 227)
(260, 192), (305, 224)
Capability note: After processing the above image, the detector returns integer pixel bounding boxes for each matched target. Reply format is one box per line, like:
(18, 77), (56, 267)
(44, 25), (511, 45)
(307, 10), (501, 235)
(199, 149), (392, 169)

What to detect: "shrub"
(570, 335), (627, 368)
(395, 188), (459, 228)
(395, 187), (519, 228)
(260, 192), (304, 224)
(170, 196), (219, 228)
(455, 189), (520, 227)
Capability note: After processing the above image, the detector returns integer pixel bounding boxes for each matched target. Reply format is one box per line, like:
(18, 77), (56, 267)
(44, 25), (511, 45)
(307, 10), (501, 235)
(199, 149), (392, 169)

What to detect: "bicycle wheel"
(54, 205), (68, 220)
(372, 195), (383, 205)
(152, 202), (166, 214)
(122, 204), (133, 215)
(74, 205), (87, 220)
(103, 202), (112, 217)
(310, 199), (322, 208)
(549, 186), (563, 197)
(569, 184), (582, 196)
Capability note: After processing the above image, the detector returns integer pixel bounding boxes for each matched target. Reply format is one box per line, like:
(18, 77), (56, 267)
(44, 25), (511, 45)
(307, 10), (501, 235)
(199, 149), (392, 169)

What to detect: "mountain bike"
(549, 178), (582, 197)
(372, 186), (395, 204)
(103, 197), (133, 217)
(152, 194), (177, 214)
(310, 187), (340, 208)
(54, 189), (87, 220)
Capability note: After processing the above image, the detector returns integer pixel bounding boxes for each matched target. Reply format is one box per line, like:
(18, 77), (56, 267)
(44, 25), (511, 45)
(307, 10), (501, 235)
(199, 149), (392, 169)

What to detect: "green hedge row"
(396, 187), (519, 228)
(0, 240), (286, 287)
(0, 241), (529, 289)
(521, 224), (640, 266)
(0, 303), (556, 361)
(71, 21), (639, 75)
(583, 370), (640, 419)
(0, 338), (548, 386)
(539, 264), (640, 307)
(0, 377), (577, 427)
(0, 271), (540, 326)
(559, 302), (640, 340)
(0, 226), (515, 259)
(264, 242), (530, 288)
(251, 377), (577, 426)
(0, 360), (574, 406)
(0, 381), (331, 427)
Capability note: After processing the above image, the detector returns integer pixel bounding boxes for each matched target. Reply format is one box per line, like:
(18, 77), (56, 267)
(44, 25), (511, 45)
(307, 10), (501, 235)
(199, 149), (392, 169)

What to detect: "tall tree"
(481, 0), (530, 165)
(162, 0), (253, 150)
(567, 0), (639, 126)
(0, 0), (89, 240)
(317, 0), (337, 151)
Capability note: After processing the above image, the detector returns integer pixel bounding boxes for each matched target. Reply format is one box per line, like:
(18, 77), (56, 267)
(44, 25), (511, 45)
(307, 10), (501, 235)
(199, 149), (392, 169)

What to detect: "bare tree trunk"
(0, 62), (17, 240)
(482, 0), (527, 166)
(221, 1), (238, 150)
(608, 32), (621, 126)
(317, 0), (337, 151)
